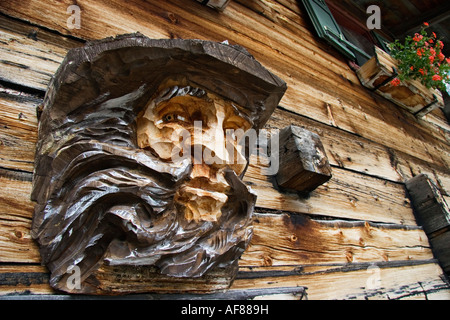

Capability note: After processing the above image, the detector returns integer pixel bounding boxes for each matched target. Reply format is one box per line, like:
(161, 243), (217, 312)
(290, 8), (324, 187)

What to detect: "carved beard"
(31, 86), (255, 293)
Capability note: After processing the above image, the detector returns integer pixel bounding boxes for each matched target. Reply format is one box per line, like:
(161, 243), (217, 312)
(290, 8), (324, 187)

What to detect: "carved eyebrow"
(154, 86), (207, 105)
(154, 102), (189, 120)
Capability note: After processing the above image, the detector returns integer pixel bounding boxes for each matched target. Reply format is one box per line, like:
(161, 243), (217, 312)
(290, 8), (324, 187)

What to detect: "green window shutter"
(371, 31), (392, 54)
(302, 0), (371, 61)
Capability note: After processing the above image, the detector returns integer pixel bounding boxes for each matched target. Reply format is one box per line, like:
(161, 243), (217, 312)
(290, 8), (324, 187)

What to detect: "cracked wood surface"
(0, 0), (449, 299)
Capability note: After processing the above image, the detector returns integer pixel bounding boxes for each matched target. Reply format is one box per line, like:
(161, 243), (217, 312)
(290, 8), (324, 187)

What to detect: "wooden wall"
(0, 0), (449, 299)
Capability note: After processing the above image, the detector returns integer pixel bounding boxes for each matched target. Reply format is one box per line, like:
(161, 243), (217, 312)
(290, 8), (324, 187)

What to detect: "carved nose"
(189, 120), (247, 176)
(192, 140), (246, 176)
(191, 123), (227, 165)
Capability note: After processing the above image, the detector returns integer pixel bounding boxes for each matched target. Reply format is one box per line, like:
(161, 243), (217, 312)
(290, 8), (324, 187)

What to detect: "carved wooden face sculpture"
(137, 84), (253, 223)
(31, 35), (286, 294)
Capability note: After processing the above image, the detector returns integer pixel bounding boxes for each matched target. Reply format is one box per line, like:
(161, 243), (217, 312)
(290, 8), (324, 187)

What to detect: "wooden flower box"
(357, 46), (444, 117)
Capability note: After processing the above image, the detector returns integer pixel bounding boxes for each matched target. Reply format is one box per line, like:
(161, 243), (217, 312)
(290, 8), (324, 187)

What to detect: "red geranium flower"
(390, 78), (401, 86)
(413, 33), (423, 42)
(389, 24), (450, 91)
(432, 75), (442, 81)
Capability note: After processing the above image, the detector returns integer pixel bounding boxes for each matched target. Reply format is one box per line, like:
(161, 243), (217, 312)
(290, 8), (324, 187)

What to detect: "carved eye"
(163, 114), (176, 122)
(161, 113), (186, 123)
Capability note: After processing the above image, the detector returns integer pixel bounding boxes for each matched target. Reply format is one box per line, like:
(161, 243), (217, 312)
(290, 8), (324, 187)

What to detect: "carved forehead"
(145, 83), (253, 126)
(41, 34), (286, 132)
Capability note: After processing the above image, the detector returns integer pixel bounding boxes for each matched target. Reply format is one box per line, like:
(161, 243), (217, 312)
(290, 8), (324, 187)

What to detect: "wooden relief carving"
(30, 34), (286, 294)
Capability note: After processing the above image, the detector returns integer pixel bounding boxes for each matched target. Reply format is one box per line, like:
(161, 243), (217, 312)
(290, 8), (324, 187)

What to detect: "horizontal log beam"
(234, 260), (450, 300)
(1, 260), (449, 299)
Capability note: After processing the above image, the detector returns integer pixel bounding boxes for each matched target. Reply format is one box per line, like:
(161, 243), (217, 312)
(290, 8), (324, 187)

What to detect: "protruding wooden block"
(406, 174), (450, 274)
(405, 174), (450, 236)
(271, 125), (332, 193)
(429, 231), (450, 274)
(194, 0), (230, 11)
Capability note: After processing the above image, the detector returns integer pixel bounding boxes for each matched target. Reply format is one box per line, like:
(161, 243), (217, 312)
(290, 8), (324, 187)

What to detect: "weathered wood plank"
(88, 264), (239, 295)
(247, 157), (415, 224)
(420, 109), (450, 139)
(0, 0), (448, 300)
(0, 265), (54, 295)
(0, 170), (39, 263)
(0, 175), (432, 266)
(0, 15), (81, 91)
(234, 261), (450, 300)
(0, 214), (39, 264)
(241, 213), (433, 267)
(405, 175), (450, 274)
(429, 230), (450, 274)
(3, 95), (443, 227)
(0, 152), (417, 230)
(0, 89), (39, 172)
(0, 169), (34, 219)
(1, 79), (447, 204)
(0, 288), (307, 300)
(1, 69), (444, 226)
(2, 90), (447, 228)
(0, 0), (449, 172)
(1, 261), (448, 299)
(269, 108), (405, 182)
(393, 148), (450, 196)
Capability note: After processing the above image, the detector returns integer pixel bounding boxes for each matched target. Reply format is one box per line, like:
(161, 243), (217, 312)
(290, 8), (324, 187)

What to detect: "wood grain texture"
(406, 174), (450, 235)
(0, 161), (434, 268)
(0, 15), (80, 91)
(0, 90), (39, 172)
(0, 0), (449, 171)
(0, 0), (449, 298)
(1, 83), (448, 197)
(2, 262), (449, 299)
(241, 213), (433, 267)
(247, 156), (415, 224)
(235, 261), (450, 300)
(271, 125), (332, 192)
